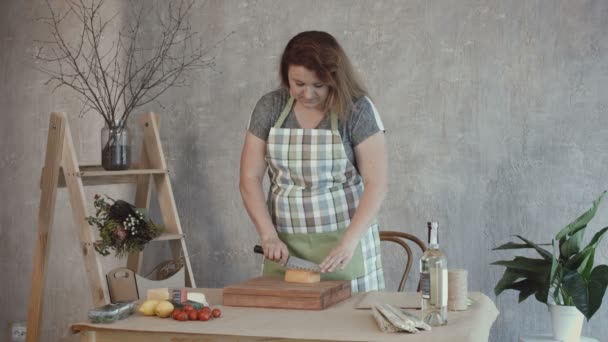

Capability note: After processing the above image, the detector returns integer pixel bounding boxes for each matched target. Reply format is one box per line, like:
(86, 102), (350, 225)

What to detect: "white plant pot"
(549, 304), (584, 342)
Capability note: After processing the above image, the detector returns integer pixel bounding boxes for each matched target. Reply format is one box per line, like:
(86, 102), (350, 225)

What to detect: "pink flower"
(112, 226), (128, 241)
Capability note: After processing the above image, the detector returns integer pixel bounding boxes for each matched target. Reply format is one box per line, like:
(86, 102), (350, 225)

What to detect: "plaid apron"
(263, 97), (384, 292)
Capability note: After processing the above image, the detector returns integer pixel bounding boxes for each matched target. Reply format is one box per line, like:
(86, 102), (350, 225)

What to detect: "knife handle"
(253, 245), (264, 254)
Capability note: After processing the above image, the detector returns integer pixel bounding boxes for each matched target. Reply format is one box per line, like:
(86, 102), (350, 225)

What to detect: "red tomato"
(211, 308), (221, 318)
(183, 304), (194, 312)
(176, 312), (188, 321)
(198, 311), (211, 321)
(188, 310), (198, 321)
(201, 306), (211, 314)
(172, 309), (183, 320)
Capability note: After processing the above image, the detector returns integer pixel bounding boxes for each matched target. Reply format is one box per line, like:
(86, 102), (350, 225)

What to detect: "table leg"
(80, 331), (96, 342)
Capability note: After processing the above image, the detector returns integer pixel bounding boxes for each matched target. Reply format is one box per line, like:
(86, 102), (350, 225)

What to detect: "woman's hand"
(262, 236), (289, 266)
(319, 237), (359, 273)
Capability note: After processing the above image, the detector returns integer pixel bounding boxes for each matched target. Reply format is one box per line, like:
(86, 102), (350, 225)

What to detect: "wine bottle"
(419, 221), (448, 326)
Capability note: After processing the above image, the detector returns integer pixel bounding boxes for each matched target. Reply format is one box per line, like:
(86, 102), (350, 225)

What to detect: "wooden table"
(519, 335), (599, 342)
(72, 289), (499, 342)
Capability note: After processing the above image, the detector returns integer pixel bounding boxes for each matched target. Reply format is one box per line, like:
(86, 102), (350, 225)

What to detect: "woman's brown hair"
(280, 31), (367, 119)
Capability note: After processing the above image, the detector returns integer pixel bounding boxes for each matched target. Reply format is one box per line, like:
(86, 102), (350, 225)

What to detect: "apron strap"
(273, 97), (295, 128)
(273, 96), (338, 131)
(330, 110), (338, 131)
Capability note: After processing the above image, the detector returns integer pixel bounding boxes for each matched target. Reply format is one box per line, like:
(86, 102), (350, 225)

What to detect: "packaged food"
(87, 301), (138, 324)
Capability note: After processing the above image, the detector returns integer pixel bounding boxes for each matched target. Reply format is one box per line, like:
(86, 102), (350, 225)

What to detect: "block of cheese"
(284, 269), (321, 283)
(187, 292), (208, 306)
(146, 288), (186, 302)
(147, 288), (170, 300)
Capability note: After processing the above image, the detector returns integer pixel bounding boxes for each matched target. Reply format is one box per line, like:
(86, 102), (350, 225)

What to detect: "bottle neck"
(427, 221), (439, 248)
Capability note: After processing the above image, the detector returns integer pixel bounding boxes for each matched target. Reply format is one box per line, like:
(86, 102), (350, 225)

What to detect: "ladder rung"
(94, 233), (183, 246)
(151, 233), (184, 241)
(77, 165), (167, 176)
(50, 166), (168, 188)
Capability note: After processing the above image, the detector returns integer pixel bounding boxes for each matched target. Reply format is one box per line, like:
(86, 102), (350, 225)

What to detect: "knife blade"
(253, 245), (321, 273)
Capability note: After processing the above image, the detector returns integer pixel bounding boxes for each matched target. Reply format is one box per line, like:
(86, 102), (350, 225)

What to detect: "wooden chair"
(379, 231), (427, 292)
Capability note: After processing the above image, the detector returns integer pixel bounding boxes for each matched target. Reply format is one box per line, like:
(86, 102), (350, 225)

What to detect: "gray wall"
(1, 1), (608, 341)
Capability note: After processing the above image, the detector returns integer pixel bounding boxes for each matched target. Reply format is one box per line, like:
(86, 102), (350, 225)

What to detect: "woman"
(239, 31), (387, 292)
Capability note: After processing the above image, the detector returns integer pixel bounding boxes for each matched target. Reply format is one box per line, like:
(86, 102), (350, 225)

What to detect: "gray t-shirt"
(247, 88), (384, 167)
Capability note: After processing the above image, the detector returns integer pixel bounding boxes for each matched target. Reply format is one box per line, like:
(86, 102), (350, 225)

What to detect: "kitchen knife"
(254, 245), (321, 273)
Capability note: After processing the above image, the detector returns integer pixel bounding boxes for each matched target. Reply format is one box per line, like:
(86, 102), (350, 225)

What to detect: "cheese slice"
(284, 269), (321, 283)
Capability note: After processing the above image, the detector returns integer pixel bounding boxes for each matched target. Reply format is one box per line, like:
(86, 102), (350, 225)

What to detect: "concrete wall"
(1, 1), (608, 341)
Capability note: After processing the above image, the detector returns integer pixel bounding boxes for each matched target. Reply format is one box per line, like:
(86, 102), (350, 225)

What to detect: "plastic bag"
(87, 301), (138, 324)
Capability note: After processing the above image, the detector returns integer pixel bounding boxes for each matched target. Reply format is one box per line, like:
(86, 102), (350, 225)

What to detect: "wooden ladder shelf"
(26, 112), (195, 342)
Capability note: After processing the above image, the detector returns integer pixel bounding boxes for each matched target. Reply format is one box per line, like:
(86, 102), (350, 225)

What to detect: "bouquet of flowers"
(86, 195), (164, 258)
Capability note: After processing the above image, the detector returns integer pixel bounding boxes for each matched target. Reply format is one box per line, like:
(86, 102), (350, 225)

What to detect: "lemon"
(139, 299), (160, 316)
(154, 300), (174, 318)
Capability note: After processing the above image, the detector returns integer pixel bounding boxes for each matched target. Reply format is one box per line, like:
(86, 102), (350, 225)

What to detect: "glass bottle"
(419, 221), (448, 326)
(101, 119), (131, 171)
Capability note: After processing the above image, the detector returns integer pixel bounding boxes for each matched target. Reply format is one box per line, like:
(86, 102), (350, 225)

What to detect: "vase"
(549, 304), (584, 342)
(101, 120), (131, 171)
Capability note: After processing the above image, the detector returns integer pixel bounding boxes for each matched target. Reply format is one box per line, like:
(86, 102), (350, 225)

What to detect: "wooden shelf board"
(94, 233), (183, 245)
(151, 233), (184, 241)
(77, 165), (166, 176)
(46, 166), (167, 188)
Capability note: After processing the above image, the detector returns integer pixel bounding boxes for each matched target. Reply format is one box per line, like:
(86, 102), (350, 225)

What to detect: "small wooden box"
(223, 277), (351, 310)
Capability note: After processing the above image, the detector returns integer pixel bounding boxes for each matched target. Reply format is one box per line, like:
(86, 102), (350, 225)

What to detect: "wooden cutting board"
(223, 277), (351, 310)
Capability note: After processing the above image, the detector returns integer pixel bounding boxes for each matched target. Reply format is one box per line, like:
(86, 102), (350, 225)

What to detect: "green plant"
(492, 191), (608, 320)
(86, 194), (163, 257)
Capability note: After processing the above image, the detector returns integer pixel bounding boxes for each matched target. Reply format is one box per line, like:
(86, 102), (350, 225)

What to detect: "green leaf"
(515, 235), (553, 261)
(551, 282), (562, 305)
(493, 242), (534, 250)
(566, 226), (608, 270)
(492, 257), (551, 303)
(491, 257), (551, 272)
(556, 191), (606, 240)
(535, 281), (550, 303)
(560, 228), (585, 260)
(493, 240), (552, 251)
(583, 226), (608, 252)
(579, 249), (595, 279)
(549, 240), (564, 305)
(493, 271), (545, 303)
(586, 265), (608, 320)
(510, 279), (541, 303)
(550, 240), (559, 282)
(562, 269), (589, 318)
(518, 286), (537, 302)
(561, 265), (608, 320)
(494, 268), (525, 296)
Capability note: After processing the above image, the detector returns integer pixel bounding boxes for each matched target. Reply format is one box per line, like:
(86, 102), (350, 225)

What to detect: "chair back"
(379, 230), (427, 292)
